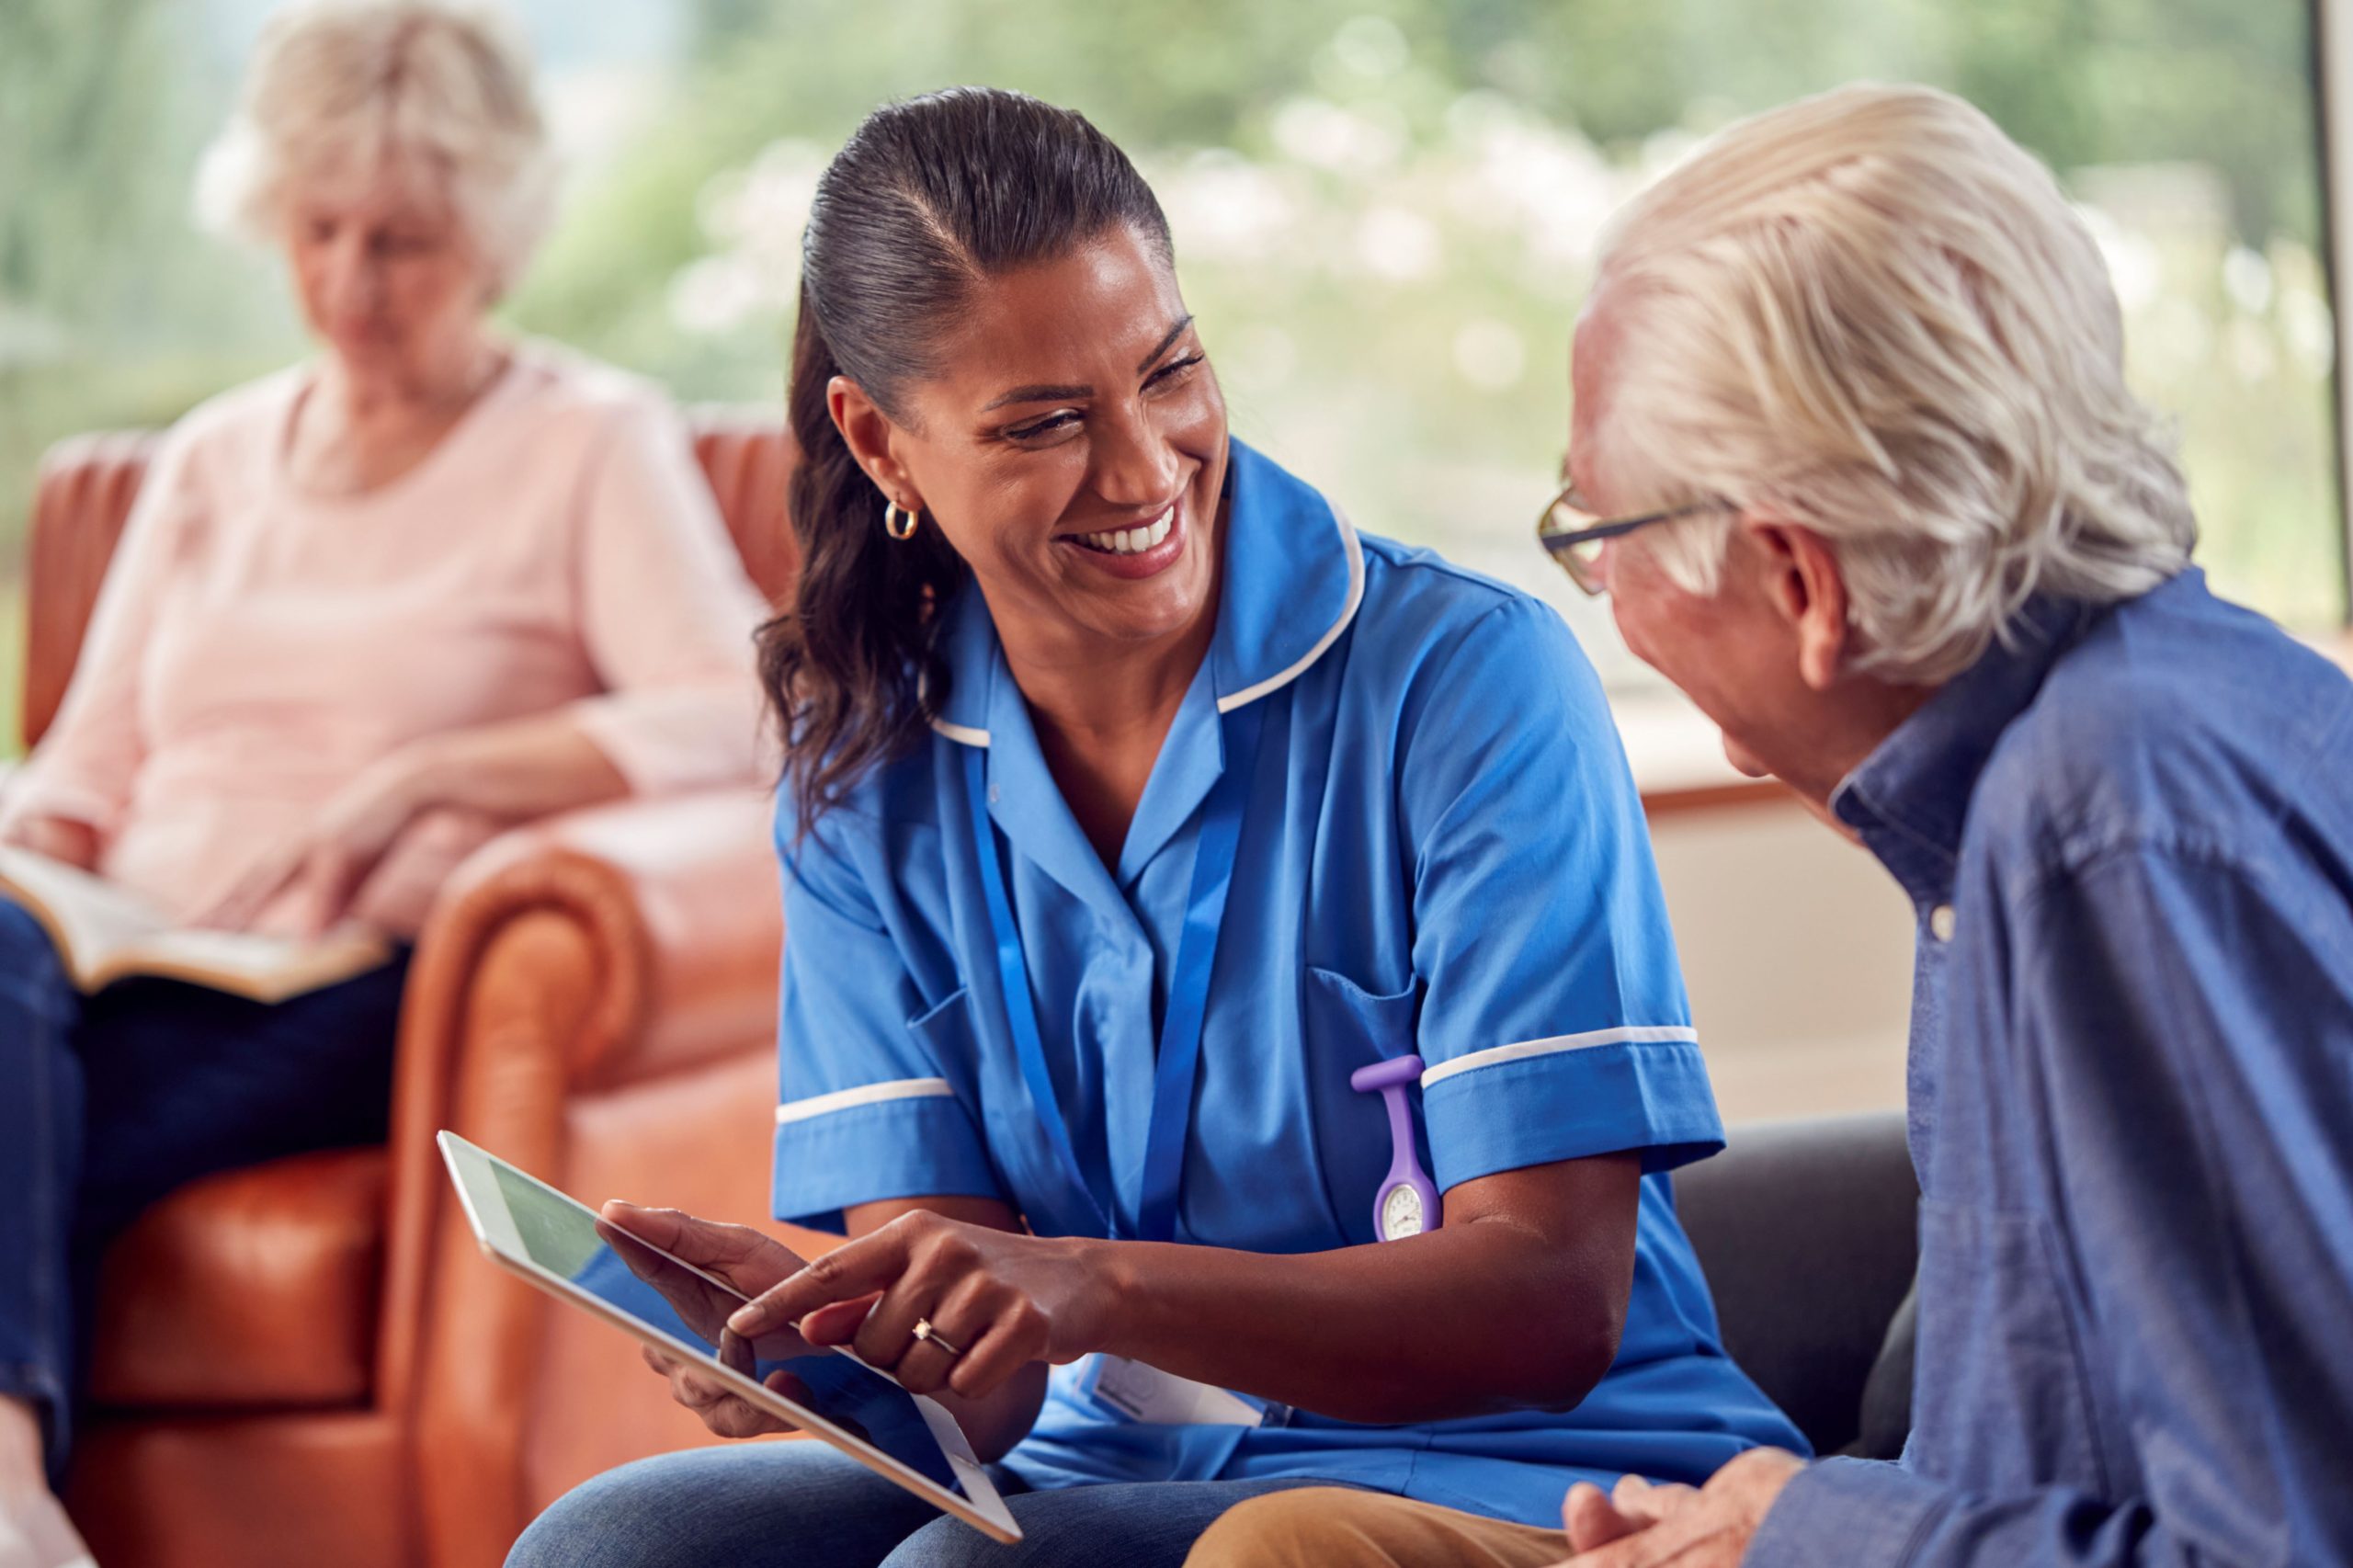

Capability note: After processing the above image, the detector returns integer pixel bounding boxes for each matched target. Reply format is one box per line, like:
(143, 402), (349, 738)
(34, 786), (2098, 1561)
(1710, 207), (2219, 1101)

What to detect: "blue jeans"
(508, 1441), (1352, 1568)
(0, 897), (409, 1485)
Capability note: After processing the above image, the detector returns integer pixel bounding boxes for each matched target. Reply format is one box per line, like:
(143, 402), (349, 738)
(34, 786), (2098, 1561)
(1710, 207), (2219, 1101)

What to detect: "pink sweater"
(2, 344), (773, 928)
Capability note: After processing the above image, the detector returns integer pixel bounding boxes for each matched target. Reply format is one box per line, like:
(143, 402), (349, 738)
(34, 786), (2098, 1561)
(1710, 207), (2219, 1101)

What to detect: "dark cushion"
(1852, 1280), (1917, 1460)
(1674, 1112), (1918, 1457)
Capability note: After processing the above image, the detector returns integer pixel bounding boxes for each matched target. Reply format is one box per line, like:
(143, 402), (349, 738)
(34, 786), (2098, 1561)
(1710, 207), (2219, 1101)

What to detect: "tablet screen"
(488, 1161), (966, 1497)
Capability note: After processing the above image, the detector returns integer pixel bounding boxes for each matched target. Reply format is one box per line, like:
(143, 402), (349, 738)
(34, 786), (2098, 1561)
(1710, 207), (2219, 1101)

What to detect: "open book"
(0, 847), (392, 1003)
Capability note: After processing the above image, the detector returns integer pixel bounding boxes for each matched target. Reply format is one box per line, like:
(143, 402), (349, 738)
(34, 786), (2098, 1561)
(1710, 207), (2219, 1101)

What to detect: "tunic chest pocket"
(905, 985), (976, 1056)
(1304, 967), (1423, 1062)
(902, 985), (983, 1124)
(912, 981), (1090, 1231)
(1913, 1197), (2112, 1498)
(1302, 968), (1425, 1243)
(905, 986), (1040, 1213)
(903, 986), (988, 1138)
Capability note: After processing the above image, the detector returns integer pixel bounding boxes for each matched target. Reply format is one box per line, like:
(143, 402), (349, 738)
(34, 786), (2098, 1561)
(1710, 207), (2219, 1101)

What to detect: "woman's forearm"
(405, 711), (631, 823)
(1066, 1156), (1642, 1426)
(1082, 1203), (1630, 1426)
(747, 1157), (1643, 1431)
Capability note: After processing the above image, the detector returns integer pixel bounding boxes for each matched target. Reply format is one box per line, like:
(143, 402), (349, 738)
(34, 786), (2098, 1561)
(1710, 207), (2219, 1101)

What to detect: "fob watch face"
(1380, 1182), (1427, 1240)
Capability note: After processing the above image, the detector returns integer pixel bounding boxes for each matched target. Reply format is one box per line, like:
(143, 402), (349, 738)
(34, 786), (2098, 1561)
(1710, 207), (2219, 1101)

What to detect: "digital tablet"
(437, 1131), (1021, 1543)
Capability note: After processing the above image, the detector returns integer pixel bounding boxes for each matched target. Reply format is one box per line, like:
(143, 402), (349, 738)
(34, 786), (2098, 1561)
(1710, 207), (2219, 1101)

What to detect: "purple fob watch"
(1349, 1054), (1440, 1240)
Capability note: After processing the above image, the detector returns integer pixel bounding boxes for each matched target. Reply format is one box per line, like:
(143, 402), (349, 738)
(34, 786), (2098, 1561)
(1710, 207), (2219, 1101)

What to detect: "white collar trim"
(930, 717), (990, 748)
(925, 504), (1366, 747)
(1216, 506), (1364, 715)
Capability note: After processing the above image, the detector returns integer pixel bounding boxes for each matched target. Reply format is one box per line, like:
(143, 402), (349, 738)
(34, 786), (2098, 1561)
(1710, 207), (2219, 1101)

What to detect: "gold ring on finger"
(911, 1317), (965, 1358)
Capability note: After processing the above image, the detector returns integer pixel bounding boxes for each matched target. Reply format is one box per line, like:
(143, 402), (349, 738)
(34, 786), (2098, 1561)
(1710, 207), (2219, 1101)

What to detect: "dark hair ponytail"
(759, 87), (1173, 832)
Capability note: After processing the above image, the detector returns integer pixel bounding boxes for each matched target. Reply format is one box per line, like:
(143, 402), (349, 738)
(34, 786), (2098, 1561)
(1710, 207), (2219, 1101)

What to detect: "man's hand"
(1564, 1471), (1702, 1551)
(1556, 1449), (1805, 1565)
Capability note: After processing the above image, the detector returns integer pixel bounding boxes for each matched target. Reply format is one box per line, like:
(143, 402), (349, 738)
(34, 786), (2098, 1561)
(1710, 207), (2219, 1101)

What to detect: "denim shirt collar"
(1831, 592), (2101, 907)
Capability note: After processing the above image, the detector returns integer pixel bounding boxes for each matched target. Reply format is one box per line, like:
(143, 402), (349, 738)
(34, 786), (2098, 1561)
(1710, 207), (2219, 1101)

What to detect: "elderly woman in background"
(0, 3), (767, 1560)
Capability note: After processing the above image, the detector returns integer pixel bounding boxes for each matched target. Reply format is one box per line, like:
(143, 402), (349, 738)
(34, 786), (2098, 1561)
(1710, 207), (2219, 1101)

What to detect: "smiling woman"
(761, 89), (1222, 847)
(508, 86), (1802, 1568)
(821, 222), (1226, 861)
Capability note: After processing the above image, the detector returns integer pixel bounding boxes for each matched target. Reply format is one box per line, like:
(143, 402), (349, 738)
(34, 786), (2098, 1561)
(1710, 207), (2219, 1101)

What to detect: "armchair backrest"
(19, 409), (797, 752)
(687, 412), (801, 608)
(23, 431), (155, 752)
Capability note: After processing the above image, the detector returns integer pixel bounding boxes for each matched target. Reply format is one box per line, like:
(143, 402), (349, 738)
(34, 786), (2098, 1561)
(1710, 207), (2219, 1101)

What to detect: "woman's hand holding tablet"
(596, 1202), (823, 1438)
(605, 1196), (1053, 1465)
(437, 1131), (1024, 1540)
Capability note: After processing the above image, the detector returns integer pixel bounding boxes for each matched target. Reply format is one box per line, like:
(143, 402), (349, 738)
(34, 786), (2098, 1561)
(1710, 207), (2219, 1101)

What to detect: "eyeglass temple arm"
(1539, 511), (1667, 552)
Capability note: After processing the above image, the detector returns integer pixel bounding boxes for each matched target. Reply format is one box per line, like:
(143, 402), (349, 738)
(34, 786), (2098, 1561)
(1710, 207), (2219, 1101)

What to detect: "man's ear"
(827, 376), (920, 509)
(1745, 517), (1851, 691)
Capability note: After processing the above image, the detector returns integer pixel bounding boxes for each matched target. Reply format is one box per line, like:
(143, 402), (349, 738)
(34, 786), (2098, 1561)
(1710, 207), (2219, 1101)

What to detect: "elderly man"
(1187, 83), (2353, 1568)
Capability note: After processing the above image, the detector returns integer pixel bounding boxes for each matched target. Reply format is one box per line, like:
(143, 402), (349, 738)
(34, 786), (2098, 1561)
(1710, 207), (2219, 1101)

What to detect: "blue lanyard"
(965, 698), (1266, 1243)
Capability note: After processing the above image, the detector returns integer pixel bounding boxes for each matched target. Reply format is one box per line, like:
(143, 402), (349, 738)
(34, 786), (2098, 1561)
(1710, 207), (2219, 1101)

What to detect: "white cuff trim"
(776, 1077), (955, 1126)
(1420, 1026), (1700, 1088)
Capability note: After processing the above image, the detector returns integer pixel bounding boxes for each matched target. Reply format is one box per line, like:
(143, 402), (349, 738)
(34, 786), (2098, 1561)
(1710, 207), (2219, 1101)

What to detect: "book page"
(0, 847), (392, 1002)
(0, 846), (171, 982)
(103, 924), (392, 1004)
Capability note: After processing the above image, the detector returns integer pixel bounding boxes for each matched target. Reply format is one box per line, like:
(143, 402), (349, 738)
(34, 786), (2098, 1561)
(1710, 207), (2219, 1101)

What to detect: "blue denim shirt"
(1747, 570), (2353, 1567)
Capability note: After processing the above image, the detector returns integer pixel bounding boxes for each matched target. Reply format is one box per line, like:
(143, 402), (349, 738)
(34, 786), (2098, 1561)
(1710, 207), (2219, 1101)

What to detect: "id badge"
(1085, 1355), (1285, 1427)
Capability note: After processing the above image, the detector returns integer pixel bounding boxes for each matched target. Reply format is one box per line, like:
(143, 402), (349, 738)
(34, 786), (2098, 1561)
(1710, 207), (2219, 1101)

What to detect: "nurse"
(507, 86), (1800, 1568)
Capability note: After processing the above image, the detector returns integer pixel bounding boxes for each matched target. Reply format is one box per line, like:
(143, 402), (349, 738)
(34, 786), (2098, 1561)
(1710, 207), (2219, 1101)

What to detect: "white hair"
(194, 0), (556, 294)
(1589, 83), (2196, 683)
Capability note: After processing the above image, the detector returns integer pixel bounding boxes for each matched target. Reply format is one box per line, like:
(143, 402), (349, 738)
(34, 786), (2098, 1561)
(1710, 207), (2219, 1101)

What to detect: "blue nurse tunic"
(767, 439), (1803, 1527)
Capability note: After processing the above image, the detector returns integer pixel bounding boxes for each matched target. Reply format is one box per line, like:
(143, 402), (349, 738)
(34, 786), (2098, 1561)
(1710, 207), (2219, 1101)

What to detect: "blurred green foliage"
(0, 0), (2341, 753)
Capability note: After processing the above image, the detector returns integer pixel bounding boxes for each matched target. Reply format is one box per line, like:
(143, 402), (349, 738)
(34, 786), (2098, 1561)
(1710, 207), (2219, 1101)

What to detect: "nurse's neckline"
(1013, 483), (1223, 741)
(928, 440), (1368, 748)
(1020, 526), (1224, 866)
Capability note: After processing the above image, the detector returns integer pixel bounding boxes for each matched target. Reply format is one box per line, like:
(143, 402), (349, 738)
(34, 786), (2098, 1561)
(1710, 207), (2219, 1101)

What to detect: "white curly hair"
(1589, 82), (2196, 683)
(195, 0), (557, 295)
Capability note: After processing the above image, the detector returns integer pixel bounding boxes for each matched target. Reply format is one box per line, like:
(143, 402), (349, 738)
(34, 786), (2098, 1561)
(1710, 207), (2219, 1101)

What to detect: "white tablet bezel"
(436, 1131), (1022, 1544)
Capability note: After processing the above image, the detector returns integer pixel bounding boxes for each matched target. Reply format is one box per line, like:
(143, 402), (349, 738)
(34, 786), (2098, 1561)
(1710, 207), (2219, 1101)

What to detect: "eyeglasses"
(1536, 482), (1727, 597)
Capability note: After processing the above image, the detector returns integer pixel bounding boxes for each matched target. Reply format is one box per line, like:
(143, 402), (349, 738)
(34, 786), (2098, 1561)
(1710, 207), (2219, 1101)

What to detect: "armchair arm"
(371, 789), (792, 1567)
(416, 787), (785, 1087)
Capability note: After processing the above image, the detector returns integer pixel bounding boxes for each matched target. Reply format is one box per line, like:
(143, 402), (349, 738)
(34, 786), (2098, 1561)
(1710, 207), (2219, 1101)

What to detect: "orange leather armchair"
(23, 413), (827, 1568)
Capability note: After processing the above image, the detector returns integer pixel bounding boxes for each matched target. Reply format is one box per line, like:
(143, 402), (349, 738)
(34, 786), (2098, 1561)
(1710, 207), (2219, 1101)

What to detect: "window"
(2, 0), (2341, 748)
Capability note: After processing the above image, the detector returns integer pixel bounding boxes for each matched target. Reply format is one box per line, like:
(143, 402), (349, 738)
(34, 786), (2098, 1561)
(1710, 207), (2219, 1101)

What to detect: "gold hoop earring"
(883, 500), (921, 541)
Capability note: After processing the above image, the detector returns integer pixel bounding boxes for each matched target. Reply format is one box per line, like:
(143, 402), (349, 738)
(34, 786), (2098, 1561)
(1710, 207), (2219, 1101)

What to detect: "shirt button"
(988, 786), (1001, 805)
(1929, 904), (1957, 942)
